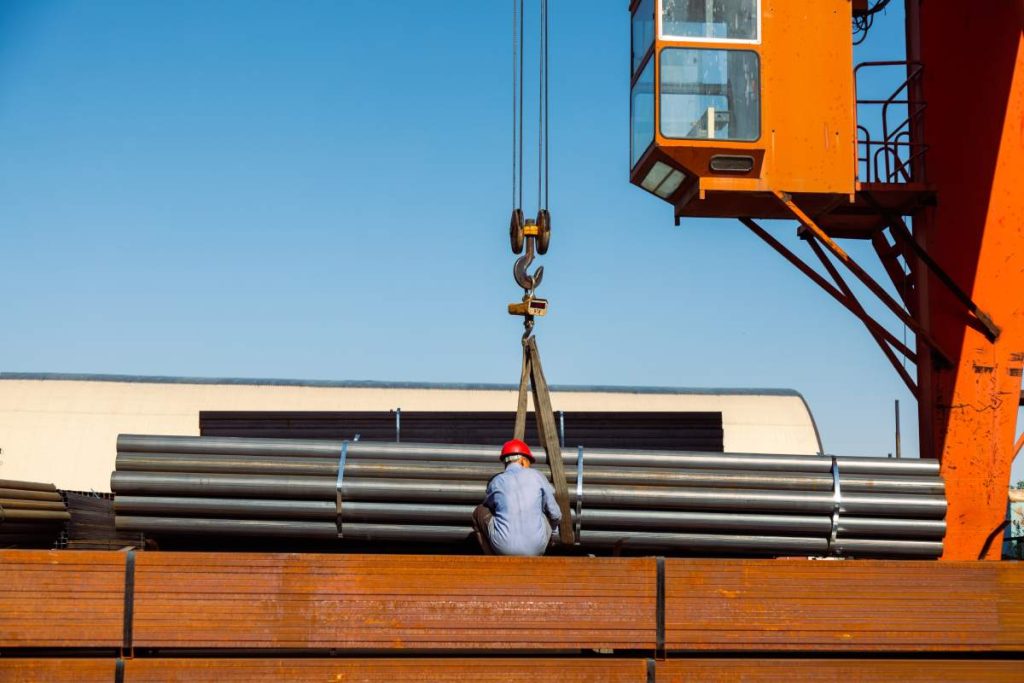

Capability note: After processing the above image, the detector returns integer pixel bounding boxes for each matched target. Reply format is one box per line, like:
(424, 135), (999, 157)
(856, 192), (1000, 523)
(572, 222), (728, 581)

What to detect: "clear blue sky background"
(1, 2), (1020, 477)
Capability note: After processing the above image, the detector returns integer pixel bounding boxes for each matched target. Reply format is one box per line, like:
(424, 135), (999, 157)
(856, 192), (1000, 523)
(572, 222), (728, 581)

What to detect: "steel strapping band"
(829, 456), (842, 555)
(336, 441), (349, 538)
(655, 556), (666, 659)
(122, 550), (135, 655)
(646, 658), (656, 683)
(574, 445), (584, 544)
(0, 503), (4, 523)
(115, 659), (125, 683)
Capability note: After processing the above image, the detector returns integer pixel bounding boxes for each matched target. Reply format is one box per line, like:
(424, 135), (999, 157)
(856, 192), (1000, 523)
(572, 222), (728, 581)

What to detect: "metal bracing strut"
(802, 230), (918, 395)
(861, 193), (1001, 342)
(739, 218), (919, 393)
(772, 190), (954, 366)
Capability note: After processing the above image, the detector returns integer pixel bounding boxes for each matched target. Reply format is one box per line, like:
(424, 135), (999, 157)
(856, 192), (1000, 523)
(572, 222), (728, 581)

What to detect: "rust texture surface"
(665, 559), (1024, 651)
(0, 659), (115, 682)
(132, 552), (657, 650)
(7, 658), (1023, 682)
(657, 659), (1024, 682)
(0, 550), (125, 648)
(122, 658), (647, 682)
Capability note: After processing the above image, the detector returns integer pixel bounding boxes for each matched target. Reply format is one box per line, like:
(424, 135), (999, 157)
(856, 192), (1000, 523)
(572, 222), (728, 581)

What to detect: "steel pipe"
(833, 537), (943, 557)
(0, 479), (58, 493)
(109, 498), (946, 540)
(336, 523), (833, 554)
(116, 435), (940, 475)
(837, 517), (946, 539)
(0, 509), (70, 521)
(340, 502), (836, 534)
(115, 515), (338, 539)
(111, 472), (946, 518)
(114, 452), (944, 495)
(0, 488), (63, 502)
(111, 435), (947, 556)
(0, 499), (68, 511)
(114, 496), (336, 520)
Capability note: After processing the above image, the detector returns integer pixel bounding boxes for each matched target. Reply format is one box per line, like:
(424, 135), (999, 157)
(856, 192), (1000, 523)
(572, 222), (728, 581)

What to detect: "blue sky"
(1, 2), (1020, 477)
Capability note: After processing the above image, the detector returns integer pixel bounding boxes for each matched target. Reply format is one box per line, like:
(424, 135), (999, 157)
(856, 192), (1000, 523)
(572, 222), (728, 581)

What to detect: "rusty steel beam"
(664, 558), (1024, 651)
(5, 552), (1024, 655)
(0, 551), (127, 648)
(659, 660), (1023, 680)
(5, 658), (1024, 681)
(123, 659), (649, 682)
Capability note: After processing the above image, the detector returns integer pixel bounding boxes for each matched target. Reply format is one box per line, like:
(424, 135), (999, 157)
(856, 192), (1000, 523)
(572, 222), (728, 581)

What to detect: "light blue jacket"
(483, 462), (562, 556)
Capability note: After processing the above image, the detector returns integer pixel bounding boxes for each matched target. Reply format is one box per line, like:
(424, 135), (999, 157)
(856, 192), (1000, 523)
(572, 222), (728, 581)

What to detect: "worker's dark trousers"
(472, 504), (495, 555)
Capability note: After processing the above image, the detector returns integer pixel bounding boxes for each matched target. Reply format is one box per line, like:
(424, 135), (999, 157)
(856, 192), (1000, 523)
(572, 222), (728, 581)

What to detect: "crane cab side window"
(631, 0), (656, 168)
(660, 48), (760, 141)
(631, 59), (655, 168)
(632, 0), (655, 74)
(661, 0), (759, 42)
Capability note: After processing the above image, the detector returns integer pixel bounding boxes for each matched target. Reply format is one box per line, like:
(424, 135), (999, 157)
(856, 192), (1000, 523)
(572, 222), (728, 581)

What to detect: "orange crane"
(628, 0), (1023, 560)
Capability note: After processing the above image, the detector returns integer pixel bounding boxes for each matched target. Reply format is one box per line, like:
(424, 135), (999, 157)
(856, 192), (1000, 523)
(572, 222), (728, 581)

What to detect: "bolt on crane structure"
(628, 0), (1024, 560)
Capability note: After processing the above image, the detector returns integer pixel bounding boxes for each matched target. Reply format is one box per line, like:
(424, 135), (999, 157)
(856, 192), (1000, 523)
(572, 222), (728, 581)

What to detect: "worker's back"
(484, 462), (559, 556)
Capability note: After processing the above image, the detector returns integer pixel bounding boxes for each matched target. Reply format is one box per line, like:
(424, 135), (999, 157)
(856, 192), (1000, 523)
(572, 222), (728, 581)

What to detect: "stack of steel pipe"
(0, 479), (70, 548)
(112, 435), (946, 558)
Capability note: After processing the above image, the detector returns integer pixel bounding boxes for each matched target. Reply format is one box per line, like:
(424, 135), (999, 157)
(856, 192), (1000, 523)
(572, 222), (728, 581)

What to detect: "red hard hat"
(500, 439), (534, 462)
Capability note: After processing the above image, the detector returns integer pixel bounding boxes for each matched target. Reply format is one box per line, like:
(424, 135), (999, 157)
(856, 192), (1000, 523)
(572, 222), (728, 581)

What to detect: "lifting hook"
(513, 227), (544, 293)
(510, 209), (551, 294)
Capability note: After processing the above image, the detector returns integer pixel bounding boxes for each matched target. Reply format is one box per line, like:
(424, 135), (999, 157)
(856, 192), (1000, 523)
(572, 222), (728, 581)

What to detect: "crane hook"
(513, 230), (544, 294)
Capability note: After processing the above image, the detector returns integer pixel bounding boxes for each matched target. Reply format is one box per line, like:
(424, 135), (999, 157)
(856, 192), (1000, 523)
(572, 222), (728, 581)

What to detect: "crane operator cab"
(630, 0), (860, 223)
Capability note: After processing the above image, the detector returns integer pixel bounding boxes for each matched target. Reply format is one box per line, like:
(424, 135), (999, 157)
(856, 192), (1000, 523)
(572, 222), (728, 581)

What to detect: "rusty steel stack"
(111, 434), (946, 558)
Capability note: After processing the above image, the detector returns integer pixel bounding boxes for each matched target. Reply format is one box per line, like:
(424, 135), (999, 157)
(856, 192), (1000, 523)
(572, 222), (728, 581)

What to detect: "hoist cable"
(512, 0), (524, 211)
(537, 0), (544, 211)
(518, 0), (524, 211)
(512, 0), (520, 209)
(543, 0), (549, 211)
(512, 0), (550, 214)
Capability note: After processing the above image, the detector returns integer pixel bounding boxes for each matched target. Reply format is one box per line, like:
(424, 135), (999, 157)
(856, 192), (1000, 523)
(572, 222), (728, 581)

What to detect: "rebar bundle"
(0, 479), (70, 548)
(112, 435), (946, 558)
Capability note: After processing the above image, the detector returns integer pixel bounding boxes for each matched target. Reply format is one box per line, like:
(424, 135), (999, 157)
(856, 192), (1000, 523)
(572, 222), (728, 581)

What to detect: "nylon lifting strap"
(514, 334), (574, 545)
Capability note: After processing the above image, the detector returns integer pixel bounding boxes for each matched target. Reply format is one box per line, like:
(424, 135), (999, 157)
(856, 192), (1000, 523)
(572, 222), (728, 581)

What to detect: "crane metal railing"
(854, 61), (927, 184)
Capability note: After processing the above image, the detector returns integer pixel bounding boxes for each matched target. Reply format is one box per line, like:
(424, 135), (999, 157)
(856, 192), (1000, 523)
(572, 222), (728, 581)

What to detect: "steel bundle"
(112, 435), (946, 558)
(0, 479), (70, 548)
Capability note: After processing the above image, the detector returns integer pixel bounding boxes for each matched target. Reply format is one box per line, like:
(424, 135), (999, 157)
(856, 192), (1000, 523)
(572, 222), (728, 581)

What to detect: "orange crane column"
(915, 2), (1024, 560)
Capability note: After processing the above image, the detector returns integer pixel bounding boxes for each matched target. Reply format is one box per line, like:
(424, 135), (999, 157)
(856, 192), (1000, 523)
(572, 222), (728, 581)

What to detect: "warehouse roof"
(0, 372), (804, 397)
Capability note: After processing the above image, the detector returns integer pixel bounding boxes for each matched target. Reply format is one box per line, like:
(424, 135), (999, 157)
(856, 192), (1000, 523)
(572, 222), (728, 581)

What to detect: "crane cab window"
(661, 0), (759, 42)
(631, 58), (655, 168)
(632, 0), (655, 73)
(660, 48), (760, 141)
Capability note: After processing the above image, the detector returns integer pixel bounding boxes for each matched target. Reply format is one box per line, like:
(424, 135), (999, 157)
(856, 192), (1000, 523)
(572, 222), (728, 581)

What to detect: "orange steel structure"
(630, 1), (1024, 560)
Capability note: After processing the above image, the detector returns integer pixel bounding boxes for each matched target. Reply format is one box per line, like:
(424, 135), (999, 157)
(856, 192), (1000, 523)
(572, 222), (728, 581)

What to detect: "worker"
(471, 439), (562, 556)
